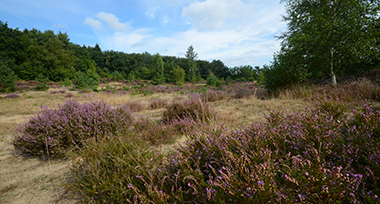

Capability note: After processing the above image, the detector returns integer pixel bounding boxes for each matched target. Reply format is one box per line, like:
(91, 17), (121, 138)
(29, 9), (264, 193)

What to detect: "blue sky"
(0, 0), (287, 67)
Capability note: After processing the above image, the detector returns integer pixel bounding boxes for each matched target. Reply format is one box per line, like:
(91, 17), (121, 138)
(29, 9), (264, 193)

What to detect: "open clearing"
(0, 83), (310, 204)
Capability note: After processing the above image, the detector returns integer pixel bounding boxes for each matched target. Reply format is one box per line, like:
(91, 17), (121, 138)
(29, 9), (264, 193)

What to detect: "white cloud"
(85, 1), (286, 67)
(83, 17), (102, 29)
(181, 0), (252, 31)
(95, 12), (129, 31)
(145, 6), (159, 19)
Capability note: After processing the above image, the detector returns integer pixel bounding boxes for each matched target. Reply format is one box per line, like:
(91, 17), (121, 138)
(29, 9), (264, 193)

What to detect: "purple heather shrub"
(121, 101), (145, 112)
(312, 78), (379, 102)
(64, 93), (74, 98)
(201, 90), (228, 102)
(133, 116), (178, 145)
(13, 99), (134, 158)
(4, 93), (20, 99)
(66, 97), (380, 203)
(17, 84), (29, 91)
(148, 98), (168, 109)
(162, 97), (215, 123)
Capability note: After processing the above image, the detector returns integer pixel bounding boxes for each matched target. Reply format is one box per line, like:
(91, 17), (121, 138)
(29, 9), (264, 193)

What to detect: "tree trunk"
(330, 47), (337, 85)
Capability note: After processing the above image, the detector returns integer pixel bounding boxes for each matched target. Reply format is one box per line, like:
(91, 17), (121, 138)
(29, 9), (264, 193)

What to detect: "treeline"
(0, 20), (262, 92)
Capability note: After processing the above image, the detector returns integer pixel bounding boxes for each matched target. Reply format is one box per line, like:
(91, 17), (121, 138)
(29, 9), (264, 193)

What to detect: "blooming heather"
(13, 99), (134, 158)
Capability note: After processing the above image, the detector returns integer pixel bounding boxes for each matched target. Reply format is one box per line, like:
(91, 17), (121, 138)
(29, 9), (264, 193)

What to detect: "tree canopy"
(276, 0), (380, 86)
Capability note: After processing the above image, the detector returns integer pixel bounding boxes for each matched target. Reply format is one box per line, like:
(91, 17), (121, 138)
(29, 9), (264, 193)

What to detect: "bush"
(0, 63), (18, 93)
(72, 71), (98, 90)
(66, 98), (380, 203)
(201, 90), (228, 102)
(61, 78), (73, 87)
(256, 71), (265, 86)
(148, 98), (168, 109)
(162, 97), (215, 123)
(4, 93), (20, 99)
(226, 76), (232, 86)
(111, 71), (123, 81)
(135, 102), (378, 203)
(206, 73), (219, 87)
(264, 53), (309, 93)
(66, 134), (163, 203)
(121, 101), (145, 112)
(12, 100), (134, 158)
(133, 117), (178, 145)
(170, 66), (186, 86)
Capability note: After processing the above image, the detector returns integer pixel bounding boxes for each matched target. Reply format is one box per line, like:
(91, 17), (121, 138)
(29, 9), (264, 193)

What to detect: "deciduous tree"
(279, 0), (380, 85)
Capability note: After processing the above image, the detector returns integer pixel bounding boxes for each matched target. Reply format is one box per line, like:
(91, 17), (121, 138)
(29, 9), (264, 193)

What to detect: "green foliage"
(170, 66), (186, 86)
(72, 71), (98, 90)
(226, 76), (232, 86)
(231, 65), (257, 81)
(34, 74), (49, 91)
(151, 53), (165, 85)
(195, 71), (204, 82)
(256, 71), (265, 86)
(111, 70), (122, 81)
(279, 0), (380, 84)
(264, 52), (310, 93)
(206, 73), (219, 87)
(0, 60), (18, 93)
(185, 45), (198, 82)
(61, 78), (73, 87)
(127, 72), (135, 82)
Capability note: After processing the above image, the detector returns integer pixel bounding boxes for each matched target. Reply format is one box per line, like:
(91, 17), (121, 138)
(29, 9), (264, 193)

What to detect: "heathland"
(1, 77), (379, 203)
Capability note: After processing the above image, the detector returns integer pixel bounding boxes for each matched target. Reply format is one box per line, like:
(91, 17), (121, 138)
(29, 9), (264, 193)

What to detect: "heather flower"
(13, 99), (134, 158)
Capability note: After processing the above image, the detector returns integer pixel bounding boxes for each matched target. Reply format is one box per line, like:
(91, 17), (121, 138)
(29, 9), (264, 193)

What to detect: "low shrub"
(133, 117), (178, 145)
(34, 83), (49, 91)
(122, 101), (145, 112)
(148, 98), (168, 109)
(162, 97), (215, 123)
(206, 73), (219, 87)
(201, 90), (228, 102)
(12, 100), (134, 158)
(232, 87), (258, 99)
(66, 97), (380, 203)
(66, 135), (164, 203)
(4, 93), (20, 99)
(131, 102), (378, 203)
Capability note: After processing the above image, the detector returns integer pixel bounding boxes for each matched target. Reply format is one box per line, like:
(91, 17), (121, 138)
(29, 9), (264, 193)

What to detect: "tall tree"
(279, 0), (380, 85)
(185, 45), (198, 82)
(151, 53), (165, 84)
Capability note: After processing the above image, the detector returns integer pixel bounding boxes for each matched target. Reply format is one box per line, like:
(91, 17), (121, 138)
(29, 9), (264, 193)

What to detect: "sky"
(0, 0), (287, 68)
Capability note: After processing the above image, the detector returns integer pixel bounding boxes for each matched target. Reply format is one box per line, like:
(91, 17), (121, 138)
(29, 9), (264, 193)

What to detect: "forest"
(0, 20), (262, 93)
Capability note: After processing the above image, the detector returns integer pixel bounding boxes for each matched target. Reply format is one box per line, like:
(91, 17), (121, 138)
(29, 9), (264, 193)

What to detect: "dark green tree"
(0, 57), (18, 93)
(151, 53), (165, 85)
(185, 45), (198, 82)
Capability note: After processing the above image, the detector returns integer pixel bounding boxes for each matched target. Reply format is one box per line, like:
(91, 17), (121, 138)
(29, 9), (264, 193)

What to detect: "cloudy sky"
(0, 0), (287, 67)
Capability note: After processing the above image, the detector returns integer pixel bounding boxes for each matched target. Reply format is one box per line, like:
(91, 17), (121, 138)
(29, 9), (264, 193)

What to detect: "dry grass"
(212, 96), (309, 129)
(0, 84), (320, 203)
